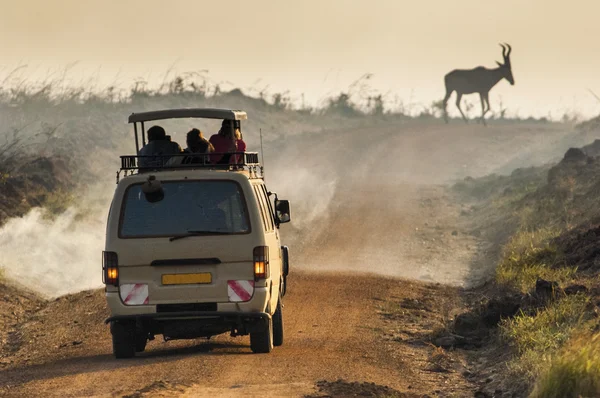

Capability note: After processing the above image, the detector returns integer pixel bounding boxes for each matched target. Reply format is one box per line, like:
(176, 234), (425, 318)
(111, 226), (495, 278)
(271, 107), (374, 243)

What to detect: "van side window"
(253, 185), (270, 232)
(260, 185), (276, 230)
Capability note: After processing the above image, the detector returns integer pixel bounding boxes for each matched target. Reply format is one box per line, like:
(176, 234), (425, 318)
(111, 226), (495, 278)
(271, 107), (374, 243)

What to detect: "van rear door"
(113, 179), (259, 304)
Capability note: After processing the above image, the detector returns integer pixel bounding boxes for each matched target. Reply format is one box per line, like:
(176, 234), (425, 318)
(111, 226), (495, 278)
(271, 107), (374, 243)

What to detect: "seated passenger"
(138, 126), (180, 168)
(165, 135), (183, 154)
(209, 120), (246, 165)
(182, 128), (214, 164)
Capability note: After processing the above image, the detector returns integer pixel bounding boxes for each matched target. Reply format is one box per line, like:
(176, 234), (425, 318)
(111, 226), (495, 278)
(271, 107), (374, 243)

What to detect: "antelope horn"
(504, 43), (512, 57)
(499, 43), (507, 58)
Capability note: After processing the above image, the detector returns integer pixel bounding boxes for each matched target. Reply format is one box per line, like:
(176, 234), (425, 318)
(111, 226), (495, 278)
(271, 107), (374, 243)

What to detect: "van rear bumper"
(105, 311), (270, 324)
(105, 311), (271, 338)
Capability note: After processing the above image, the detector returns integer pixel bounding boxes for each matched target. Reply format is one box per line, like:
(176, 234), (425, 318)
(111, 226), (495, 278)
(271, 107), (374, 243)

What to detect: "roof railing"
(118, 152), (263, 179)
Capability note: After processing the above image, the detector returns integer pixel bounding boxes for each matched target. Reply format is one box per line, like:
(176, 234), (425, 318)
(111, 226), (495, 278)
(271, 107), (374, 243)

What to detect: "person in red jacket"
(209, 119), (246, 164)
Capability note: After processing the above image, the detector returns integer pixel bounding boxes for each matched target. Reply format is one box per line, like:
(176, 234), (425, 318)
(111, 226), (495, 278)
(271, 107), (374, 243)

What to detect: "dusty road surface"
(1, 272), (472, 397)
(0, 120), (587, 397)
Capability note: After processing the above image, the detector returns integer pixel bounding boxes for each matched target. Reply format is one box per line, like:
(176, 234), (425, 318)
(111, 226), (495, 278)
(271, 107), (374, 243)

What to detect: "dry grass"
(500, 294), (593, 380)
(460, 161), (600, 394)
(426, 344), (456, 373)
(495, 228), (574, 293)
(530, 333), (600, 398)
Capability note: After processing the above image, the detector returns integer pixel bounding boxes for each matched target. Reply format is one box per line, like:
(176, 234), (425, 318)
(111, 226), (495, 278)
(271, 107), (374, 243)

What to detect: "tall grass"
(479, 163), (600, 395)
(530, 333), (600, 398)
(495, 228), (575, 293)
(500, 294), (593, 380)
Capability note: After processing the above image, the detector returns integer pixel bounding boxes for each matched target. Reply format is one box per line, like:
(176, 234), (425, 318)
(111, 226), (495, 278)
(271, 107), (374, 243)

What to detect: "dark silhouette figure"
(443, 43), (514, 125)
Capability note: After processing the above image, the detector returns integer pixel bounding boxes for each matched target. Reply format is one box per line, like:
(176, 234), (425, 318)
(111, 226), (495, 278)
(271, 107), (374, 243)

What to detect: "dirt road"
(1, 270), (473, 397)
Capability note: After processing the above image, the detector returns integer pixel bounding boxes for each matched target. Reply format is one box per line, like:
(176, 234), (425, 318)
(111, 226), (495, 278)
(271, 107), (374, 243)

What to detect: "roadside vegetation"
(454, 138), (600, 397)
(0, 68), (570, 229)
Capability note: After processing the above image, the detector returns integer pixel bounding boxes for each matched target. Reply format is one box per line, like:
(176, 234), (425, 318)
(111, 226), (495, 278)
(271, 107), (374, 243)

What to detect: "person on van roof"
(184, 129), (214, 154)
(165, 135), (183, 154)
(209, 120), (246, 165)
(139, 125), (181, 168)
(181, 128), (214, 164)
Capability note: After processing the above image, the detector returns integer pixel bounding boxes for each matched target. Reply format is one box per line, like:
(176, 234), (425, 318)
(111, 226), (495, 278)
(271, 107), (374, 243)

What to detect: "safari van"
(103, 108), (291, 358)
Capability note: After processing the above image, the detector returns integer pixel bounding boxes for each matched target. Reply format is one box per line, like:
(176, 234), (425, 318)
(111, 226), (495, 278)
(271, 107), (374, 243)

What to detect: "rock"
(564, 284), (588, 295)
(454, 312), (480, 332)
(582, 139), (600, 157)
(563, 148), (587, 162)
(535, 278), (562, 299)
(434, 334), (465, 348)
(434, 336), (458, 348)
(481, 296), (521, 326)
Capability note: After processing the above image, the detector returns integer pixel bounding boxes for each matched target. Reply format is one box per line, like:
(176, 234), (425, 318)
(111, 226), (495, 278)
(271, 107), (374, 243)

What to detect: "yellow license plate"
(161, 273), (212, 285)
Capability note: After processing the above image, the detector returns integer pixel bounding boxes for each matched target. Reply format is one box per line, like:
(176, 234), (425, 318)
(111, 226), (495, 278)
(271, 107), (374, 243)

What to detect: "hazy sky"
(2, 0), (600, 118)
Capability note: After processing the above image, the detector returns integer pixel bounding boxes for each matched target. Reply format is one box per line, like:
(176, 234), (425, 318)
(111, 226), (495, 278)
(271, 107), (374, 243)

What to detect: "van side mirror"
(141, 175), (164, 203)
(275, 199), (291, 225)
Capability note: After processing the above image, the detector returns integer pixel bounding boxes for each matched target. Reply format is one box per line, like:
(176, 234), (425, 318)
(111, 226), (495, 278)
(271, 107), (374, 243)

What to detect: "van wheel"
(250, 317), (273, 353)
(111, 321), (136, 359)
(135, 333), (148, 353)
(273, 297), (284, 346)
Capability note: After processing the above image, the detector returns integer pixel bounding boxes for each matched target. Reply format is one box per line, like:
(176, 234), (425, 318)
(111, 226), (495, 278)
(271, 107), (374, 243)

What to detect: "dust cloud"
(0, 115), (591, 297)
(0, 153), (117, 297)
(0, 206), (107, 297)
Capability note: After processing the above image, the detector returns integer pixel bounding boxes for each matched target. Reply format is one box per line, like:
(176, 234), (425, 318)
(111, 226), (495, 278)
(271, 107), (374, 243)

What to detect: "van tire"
(111, 321), (136, 359)
(250, 317), (273, 353)
(273, 297), (283, 346)
(135, 334), (147, 353)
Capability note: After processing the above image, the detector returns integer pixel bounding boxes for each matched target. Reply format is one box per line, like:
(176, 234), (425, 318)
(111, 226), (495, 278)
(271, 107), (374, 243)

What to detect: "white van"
(103, 108), (291, 358)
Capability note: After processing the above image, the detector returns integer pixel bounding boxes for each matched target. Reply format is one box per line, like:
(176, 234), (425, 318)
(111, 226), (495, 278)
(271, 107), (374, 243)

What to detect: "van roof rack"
(119, 108), (260, 183)
(117, 152), (264, 182)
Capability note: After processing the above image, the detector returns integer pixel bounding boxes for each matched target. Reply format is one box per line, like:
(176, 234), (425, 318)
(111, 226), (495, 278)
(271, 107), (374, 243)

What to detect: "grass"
(495, 226), (597, 389)
(500, 294), (593, 380)
(530, 333), (600, 398)
(460, 159), (600, 394)
(495, 228), (575, 293)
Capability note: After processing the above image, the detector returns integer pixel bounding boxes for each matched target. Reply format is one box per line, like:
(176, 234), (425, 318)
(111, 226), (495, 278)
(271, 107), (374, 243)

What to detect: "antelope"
(443, 43), (514, 125)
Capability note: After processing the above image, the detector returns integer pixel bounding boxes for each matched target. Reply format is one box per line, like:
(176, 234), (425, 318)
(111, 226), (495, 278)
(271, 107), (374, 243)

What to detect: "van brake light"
(253, 246), (269, 280)
(102, 251), (119, 286)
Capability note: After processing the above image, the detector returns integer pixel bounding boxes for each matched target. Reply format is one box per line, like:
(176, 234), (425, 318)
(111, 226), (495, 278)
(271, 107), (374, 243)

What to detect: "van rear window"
(119, 180), (250, 238)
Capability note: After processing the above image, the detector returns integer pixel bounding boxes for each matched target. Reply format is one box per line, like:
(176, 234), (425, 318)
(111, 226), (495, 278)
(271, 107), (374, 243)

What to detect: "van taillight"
(253, 246), (269, 280)
(102, 251), (119, 286)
